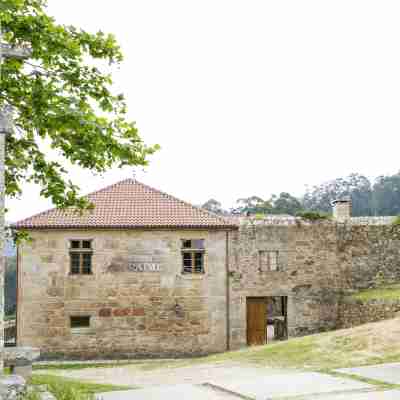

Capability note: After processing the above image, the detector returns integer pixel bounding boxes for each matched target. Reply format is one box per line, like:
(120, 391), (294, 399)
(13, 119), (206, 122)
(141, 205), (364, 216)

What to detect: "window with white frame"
(69, 240), (93, 275)
(181, 239), (205, 274)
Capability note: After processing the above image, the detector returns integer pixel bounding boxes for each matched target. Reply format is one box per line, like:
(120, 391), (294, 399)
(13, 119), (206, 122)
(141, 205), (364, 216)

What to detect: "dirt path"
(35, 361), (292, 387)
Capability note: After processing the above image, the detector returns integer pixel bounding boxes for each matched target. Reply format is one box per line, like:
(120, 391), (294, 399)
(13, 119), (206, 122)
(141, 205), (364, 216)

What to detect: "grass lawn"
(30, 374), (134, 395)
(205, 317), (400, 370)
(34, 359), (189, 372)
(34, 362), (136, 371)
(348, 284), (400, 302)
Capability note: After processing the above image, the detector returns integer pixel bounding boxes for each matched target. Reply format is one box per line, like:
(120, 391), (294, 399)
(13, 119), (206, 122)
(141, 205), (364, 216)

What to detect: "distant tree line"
(202, 172), (400, 217)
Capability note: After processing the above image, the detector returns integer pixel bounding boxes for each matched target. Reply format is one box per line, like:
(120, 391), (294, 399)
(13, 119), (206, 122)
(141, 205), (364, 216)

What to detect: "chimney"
(332, 197), (352, 222)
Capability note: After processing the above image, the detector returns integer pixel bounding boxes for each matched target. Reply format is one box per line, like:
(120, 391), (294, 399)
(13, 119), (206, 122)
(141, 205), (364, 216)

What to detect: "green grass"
(23, 391), (42, 400)
(35, 359), (189, 372)
(203, 318), (400, 370)
(30, 374), (134, 395)
(34, 362), (135, 371)
(348, 284), (400, 301)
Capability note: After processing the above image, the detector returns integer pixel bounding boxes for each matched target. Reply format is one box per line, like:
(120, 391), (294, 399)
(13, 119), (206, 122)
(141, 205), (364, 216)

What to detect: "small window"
(82, 240), (92, 249)
(70, 240), (80, 249)
(181, 239), (205, 274)
(182, 239), (204, 249)
(70, 316), (90, 329)
(69, 240), (93, 275)
(270, 251), (278, 271)
(259, 251), (279, 272)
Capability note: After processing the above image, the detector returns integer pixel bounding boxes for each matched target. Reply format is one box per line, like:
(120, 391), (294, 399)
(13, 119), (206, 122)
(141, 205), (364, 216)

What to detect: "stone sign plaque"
(128, 262), (162, 272)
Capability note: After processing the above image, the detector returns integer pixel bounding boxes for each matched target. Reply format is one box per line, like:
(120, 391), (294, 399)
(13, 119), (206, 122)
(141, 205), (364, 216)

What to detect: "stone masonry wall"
(229, 219), (400, 350)
(338, 224), (400, 290)
(337, 298), (400, 329)
(228, 221), (347, 349)
(17, 229), (228, 359)
(17, 220), (400, 358)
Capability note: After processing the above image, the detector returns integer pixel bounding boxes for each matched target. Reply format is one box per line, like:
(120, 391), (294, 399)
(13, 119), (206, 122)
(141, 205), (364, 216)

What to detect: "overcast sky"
(7, 0), (400, 222)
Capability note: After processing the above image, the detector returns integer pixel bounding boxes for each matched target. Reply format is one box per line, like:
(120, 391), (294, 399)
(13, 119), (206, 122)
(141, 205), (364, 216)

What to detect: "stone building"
(14, 180), (235, 358)
(12, 179), (400, 359)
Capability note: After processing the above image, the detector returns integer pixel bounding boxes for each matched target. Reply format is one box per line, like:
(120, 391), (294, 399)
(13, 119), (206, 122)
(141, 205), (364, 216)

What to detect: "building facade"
(13, 179), (400, 359)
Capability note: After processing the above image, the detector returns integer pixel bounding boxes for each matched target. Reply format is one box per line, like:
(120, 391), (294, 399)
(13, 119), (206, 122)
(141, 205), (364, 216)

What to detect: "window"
(259, 250), (279, 272)
(70, 316), (90, 329)
(181, 239), (205, 274)
(69, 240), (93, 274)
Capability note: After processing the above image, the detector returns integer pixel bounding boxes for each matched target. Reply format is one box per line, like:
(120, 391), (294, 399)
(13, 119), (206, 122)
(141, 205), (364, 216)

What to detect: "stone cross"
(0, 105), (13, 135)
(0, 36), (31, 371)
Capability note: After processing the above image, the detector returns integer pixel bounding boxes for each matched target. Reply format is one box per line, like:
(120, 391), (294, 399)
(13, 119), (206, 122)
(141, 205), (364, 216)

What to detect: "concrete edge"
(201, 382), (255, 400)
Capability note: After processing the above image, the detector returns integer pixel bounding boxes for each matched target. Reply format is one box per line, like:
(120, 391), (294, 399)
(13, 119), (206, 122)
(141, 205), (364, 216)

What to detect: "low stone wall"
(337, 298), (400, 329)
(0, 375), (26, 400)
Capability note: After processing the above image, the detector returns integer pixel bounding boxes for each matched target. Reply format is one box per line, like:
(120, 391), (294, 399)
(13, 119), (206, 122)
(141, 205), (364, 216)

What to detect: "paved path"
(40, 361), (400, 399)
(338, 363), (400, 385)
(303, 390), (400, 399)
(86, 366), (382, 399)
(207, 371), (372, 399)
(98, 386), (400, 400)
(98, 385), (240, 400)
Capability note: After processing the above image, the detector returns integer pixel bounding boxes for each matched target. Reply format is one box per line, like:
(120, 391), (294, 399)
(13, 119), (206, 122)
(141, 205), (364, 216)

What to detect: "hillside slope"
(207, 317), (400, 370)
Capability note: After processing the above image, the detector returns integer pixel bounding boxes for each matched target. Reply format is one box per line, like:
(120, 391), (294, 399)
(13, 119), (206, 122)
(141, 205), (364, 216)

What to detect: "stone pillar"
(332, 197), (352, 222)
(0, 130), (4, 371)
(0, 107), (13, 373)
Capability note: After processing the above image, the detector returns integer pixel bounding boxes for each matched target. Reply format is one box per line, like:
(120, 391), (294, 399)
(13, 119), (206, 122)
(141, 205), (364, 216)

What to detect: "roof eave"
(11, 224), (239, 231)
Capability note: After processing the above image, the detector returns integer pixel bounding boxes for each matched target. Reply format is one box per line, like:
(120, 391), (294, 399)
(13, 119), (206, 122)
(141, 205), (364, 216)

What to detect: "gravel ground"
(34, 361), (291, 388)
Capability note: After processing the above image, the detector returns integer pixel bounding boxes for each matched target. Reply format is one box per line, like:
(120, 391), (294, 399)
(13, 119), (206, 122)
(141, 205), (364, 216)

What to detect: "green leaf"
(1, 0), (159, 213)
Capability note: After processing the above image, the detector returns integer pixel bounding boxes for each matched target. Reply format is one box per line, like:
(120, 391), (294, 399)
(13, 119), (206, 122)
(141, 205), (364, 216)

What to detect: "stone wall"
(228, 220), (347, 349)
(338, 224), (400, 290)
(337, 298), (400, 329)
(18, 229), (228, 359)
(228, 218), (400, 349)
(18, 218), (400, 358)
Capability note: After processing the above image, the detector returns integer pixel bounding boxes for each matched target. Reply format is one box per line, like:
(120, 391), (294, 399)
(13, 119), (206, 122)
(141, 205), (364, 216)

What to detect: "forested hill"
(202, 172), (400, 217)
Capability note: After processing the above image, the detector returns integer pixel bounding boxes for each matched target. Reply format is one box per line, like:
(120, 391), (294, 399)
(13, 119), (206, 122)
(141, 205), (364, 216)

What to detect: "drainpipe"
(225, 230), (230, 351)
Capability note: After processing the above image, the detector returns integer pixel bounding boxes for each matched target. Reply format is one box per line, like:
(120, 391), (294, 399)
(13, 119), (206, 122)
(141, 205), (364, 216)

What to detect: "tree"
(302, 174), (373, 216)
(373, 172), (400, 216)
(201, 199), (225, 215)
(269, 192), (302, 216)
(233, 196), (272, 215)
(1, 1), (159, 211)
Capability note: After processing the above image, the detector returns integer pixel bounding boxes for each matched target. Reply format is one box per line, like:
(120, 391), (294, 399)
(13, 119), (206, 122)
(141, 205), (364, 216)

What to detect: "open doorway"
(246, 296), (287, 346)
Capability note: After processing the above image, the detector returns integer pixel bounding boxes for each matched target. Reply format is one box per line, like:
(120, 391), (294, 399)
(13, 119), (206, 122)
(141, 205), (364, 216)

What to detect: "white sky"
(6, 0), (400, 222)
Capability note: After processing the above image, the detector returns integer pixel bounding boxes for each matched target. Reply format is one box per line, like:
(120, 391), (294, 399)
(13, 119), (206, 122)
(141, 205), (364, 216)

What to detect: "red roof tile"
(13, 179), (237, 230)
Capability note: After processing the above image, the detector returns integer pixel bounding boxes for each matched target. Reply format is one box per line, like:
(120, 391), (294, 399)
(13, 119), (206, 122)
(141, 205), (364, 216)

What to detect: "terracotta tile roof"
(12, 179), (237, 230)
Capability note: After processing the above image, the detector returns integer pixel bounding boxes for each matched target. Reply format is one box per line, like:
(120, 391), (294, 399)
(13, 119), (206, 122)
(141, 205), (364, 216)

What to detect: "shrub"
(392, 215), (400, 226)
(297, 211), (330, 222)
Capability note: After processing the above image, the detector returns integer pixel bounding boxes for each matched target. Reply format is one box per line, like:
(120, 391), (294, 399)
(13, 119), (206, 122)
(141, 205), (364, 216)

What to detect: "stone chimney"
(332, 197), (352, 222)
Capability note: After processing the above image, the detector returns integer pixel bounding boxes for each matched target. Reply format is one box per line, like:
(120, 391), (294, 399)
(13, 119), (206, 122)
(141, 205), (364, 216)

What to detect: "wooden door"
(247, 298), (267, 346)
